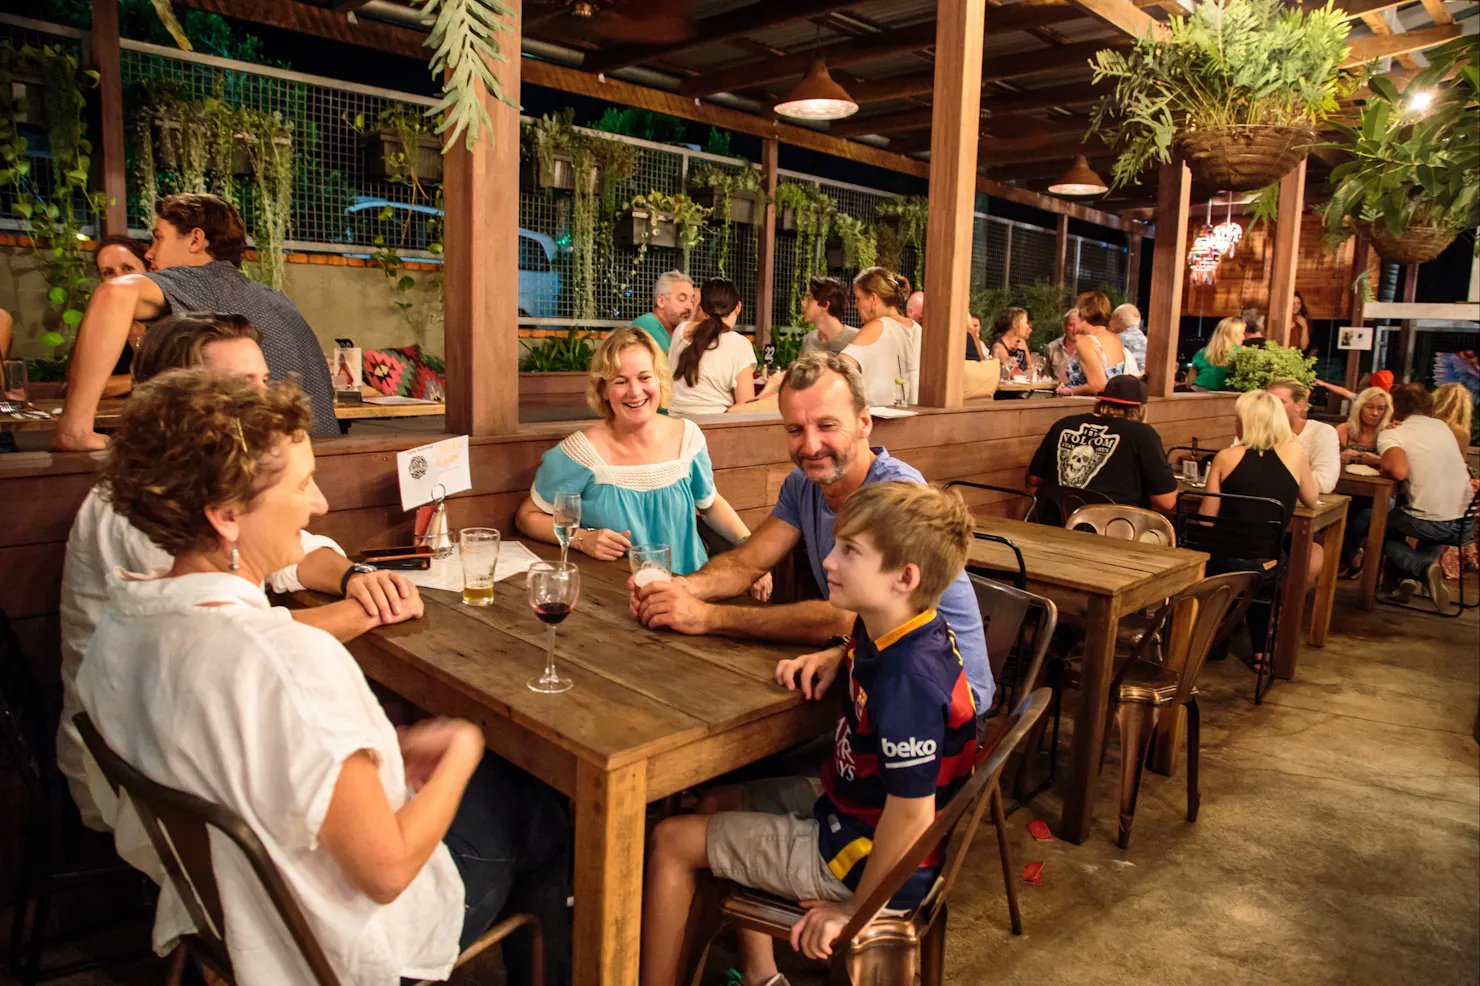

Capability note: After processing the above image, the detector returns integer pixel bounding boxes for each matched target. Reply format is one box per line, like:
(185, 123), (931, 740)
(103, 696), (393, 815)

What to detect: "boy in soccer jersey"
(640, 481), (979, 986)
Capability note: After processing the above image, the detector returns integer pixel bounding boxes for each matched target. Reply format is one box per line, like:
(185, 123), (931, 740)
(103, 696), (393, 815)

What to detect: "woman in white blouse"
(77, 371), (569, 985)
(667, 277), (782, 417)
(841, 266), (920, 406)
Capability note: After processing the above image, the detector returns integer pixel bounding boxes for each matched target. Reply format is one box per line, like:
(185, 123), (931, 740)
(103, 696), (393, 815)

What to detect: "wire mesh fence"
(5, 16), (1127, 333)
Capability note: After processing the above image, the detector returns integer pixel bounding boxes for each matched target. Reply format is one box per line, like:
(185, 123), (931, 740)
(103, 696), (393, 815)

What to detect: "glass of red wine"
(527, 561), (579, 694)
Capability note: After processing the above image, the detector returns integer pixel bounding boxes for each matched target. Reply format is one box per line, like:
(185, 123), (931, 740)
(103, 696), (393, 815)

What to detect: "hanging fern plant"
(831, 213), (878, 270)
(241, 109), (293, 291)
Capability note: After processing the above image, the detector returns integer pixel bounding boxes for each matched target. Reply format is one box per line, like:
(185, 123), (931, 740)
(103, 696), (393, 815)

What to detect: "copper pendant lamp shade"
(774, 58), (859, 121)
(1048, 154), (1109, 196)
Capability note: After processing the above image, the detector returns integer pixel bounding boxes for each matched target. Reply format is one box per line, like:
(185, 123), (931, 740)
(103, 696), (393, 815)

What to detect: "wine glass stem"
(544, 625), (558, 680)
(560, 542), (568, 565)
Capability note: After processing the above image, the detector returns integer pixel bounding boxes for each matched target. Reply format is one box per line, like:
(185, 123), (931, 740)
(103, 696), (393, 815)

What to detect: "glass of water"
(2, 360), (27, 404)
(629, 544), (672, 588)
(553, 492), (582, 564)
(459, 528), (500, 606)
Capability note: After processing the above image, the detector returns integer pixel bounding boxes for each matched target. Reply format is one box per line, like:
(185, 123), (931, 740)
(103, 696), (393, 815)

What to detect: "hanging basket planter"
(518, 152), (597, 195)
(362, 129), (444, 185)
(1368, 223), (1457, 266)
(1171, 125), (1316, 193)
(689, 189), (765, 227)
(615, 209), (678, 250)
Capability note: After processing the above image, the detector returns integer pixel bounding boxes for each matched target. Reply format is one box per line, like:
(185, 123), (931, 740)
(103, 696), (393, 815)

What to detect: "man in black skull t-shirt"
(1027, 374), (1179, 512)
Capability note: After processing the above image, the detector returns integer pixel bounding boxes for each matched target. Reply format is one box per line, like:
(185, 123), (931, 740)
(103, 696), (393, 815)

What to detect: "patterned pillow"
(363, 348), (413, 396)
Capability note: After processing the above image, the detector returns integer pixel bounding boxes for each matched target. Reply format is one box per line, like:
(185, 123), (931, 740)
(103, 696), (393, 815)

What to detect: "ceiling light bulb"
(1408, 90), (1434, 112)
(775, 58), (858, 122)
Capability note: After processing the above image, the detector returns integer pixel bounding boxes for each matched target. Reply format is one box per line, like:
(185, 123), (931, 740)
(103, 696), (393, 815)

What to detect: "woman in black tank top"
(1201, 392), (1320, 668)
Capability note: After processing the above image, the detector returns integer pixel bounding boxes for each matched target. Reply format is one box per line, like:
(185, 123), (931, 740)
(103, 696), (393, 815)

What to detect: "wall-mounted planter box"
(778, 209), (798, 232)
(825, 238), (845, 269)
(230, 130), (293, 176)
(615, 209), (678, 250)
(361, 129), (444, 184)
(9, 75), (50, 130)
(519, 152), (597, 195)
(690, 189), (765, 227)
(152, 118), (290, 177)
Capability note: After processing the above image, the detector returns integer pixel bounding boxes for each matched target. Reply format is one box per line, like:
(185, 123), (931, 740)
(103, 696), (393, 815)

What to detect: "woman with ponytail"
(667, 277), (782, 418)
(842, 267), (920, 406)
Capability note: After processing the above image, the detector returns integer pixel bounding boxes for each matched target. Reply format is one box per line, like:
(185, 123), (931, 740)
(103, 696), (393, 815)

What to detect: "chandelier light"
(1048, 154), (1109, 196)
(775, 58), (859, 121)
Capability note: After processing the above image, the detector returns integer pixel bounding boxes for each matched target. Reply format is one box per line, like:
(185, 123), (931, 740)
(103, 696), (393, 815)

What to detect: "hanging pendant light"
(774, 57), (858, 121)
(1047, 154), (1108, 196)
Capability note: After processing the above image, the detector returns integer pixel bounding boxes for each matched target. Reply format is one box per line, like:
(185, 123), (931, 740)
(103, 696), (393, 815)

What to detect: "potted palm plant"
(1321, 37), (1478, 265)
(1087, 0), (1355, 192)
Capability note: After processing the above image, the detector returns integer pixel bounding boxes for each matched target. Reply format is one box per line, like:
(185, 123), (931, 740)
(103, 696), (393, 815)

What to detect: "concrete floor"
(6, 583), (1476, 986)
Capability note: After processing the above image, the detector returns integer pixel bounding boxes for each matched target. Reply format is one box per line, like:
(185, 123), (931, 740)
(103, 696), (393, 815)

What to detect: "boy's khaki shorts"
(705, 777), (852, 904)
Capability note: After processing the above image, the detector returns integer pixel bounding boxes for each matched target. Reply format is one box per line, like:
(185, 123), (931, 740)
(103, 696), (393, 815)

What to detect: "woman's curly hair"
(101, 369), (314, 556)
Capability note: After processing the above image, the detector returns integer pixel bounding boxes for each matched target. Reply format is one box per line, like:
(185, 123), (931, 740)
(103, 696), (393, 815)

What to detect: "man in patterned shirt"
(55, 193), (336, 449)
(640, 481), (978, 986)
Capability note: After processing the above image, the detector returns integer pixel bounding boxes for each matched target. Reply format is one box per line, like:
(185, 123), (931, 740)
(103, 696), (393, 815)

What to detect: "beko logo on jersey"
(881, 737), (937, 765)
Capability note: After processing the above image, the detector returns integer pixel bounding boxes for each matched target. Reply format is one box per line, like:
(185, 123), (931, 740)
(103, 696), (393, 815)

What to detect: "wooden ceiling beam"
(847, 39), (1114, 104)
(1064, 0), (1169, 39)
(1420, 0), (1456, 25)
(832, 80), (1102, 138)
(582, 0), (866, 75)
(1304, 0), (1413, 19)
(1359, 11), (1420, 70)
(679, 0), (1089, 99)
(331, 0), (372, 12)
(1342, 23), (1462, 65)
(680, 21), (938, 98)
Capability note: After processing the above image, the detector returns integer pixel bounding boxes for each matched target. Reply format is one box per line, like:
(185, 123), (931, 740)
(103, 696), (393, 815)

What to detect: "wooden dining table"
(0, 396), (444, 431)
(299, 544), (834, 986)
(967, 517), (1208, 845)
(1334, 470), (1397, 610)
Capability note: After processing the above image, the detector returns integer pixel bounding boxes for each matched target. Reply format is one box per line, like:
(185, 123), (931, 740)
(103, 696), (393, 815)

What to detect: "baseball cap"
(1099, 374), (1148, 406)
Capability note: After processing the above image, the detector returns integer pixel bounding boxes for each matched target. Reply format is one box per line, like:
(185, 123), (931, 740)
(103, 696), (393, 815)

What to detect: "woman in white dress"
(667, 277), (782, 417)
(841, 266), (919, 406)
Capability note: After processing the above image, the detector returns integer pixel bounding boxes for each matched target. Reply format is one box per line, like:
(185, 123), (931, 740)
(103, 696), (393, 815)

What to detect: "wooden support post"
(1053, 213), (1069, 288)
(1344, 233), (1370, 393)
(1125, 230), (1143, 305)
(918, 0), (986, 409)
(1144, 158), (1190, 398)
(1267, 159), (1307, 346)
(90, 0), (128, 236)
(443, 1), (521, 437)
(755, 137), (779, 348)
(1396, 263), (1419, 382)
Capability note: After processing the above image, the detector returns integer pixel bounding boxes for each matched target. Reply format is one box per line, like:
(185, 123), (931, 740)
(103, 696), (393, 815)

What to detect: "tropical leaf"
(147, 0), (194, 51)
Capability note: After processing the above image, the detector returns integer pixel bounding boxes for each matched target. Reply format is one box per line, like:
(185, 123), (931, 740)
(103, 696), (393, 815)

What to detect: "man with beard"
(632, 351), (993, 709)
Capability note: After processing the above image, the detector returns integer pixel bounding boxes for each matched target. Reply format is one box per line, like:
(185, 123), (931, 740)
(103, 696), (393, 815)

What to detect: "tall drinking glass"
(2, 360), (27, 404)
(527, 561), (579, 694)
(459, 528), (500, 606)
(629, 544), (672, 588)
(553, 492), (582, 564)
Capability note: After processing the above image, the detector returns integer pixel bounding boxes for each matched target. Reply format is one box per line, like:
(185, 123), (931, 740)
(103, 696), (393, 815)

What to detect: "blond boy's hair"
(833, 481), (974, 609)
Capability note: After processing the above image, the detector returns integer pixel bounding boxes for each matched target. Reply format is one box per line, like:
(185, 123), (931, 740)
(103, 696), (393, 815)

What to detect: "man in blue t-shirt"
(633, 350), (994, 710)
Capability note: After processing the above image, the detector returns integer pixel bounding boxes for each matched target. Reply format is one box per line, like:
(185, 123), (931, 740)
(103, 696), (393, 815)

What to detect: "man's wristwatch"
(825, 633), (852, 653)
(340, 562), (377, 596)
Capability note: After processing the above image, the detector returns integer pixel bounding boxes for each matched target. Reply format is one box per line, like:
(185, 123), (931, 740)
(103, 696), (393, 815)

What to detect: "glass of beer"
(629, 544), (672, 588)
(459, 528), (500, 606)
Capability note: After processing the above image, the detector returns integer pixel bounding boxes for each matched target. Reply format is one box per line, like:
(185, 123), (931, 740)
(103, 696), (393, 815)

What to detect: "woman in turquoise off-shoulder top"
(515, 327), (767, 583)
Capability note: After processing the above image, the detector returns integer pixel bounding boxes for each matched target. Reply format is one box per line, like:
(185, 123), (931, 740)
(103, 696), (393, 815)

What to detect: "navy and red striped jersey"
(813, 609), (979, 909)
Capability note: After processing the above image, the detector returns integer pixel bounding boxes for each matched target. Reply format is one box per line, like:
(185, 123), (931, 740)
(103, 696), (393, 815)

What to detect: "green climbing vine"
(774, 182), (836, 324)
(625, 191), (711, 275)
(875, 195), (928, 289)
(0, 42), (105, 356)
(831, 213), (877, 270)
(688, 162), (766, 277)
(240, 109), (293, 291)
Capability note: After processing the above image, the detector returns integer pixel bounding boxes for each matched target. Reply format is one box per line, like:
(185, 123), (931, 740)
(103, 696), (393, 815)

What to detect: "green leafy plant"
(688, 163), (766, 276)
(1226, 342), (1316, 391)
(774, 181), (837, 323)
(973, 281), (1074, 354)
(240, 109), (293, 291)
(591, 106), (689, 145)
(519, 328), (597, 372)
(625, 191), (711, 271)
(875, 195), (928, 288)
(0, 42), (105, 354)
(1087, 0), (1355, 189)
(1319, 36), (1479, 246)
(830, 213), (877, 270)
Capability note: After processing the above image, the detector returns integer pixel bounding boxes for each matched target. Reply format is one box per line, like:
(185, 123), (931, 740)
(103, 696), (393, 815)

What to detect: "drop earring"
(229, 543), (240, 574)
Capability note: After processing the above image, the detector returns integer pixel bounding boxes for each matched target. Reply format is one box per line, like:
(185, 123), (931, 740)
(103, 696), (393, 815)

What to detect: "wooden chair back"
(968, 575), (1057, 718)
(834, 688), (1052, 942)
(1116, 571), (1261, 709)
(1064, 504), (1177, 547)
(74, 714), (345, 986)
(1030, 484), (1113, 528)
